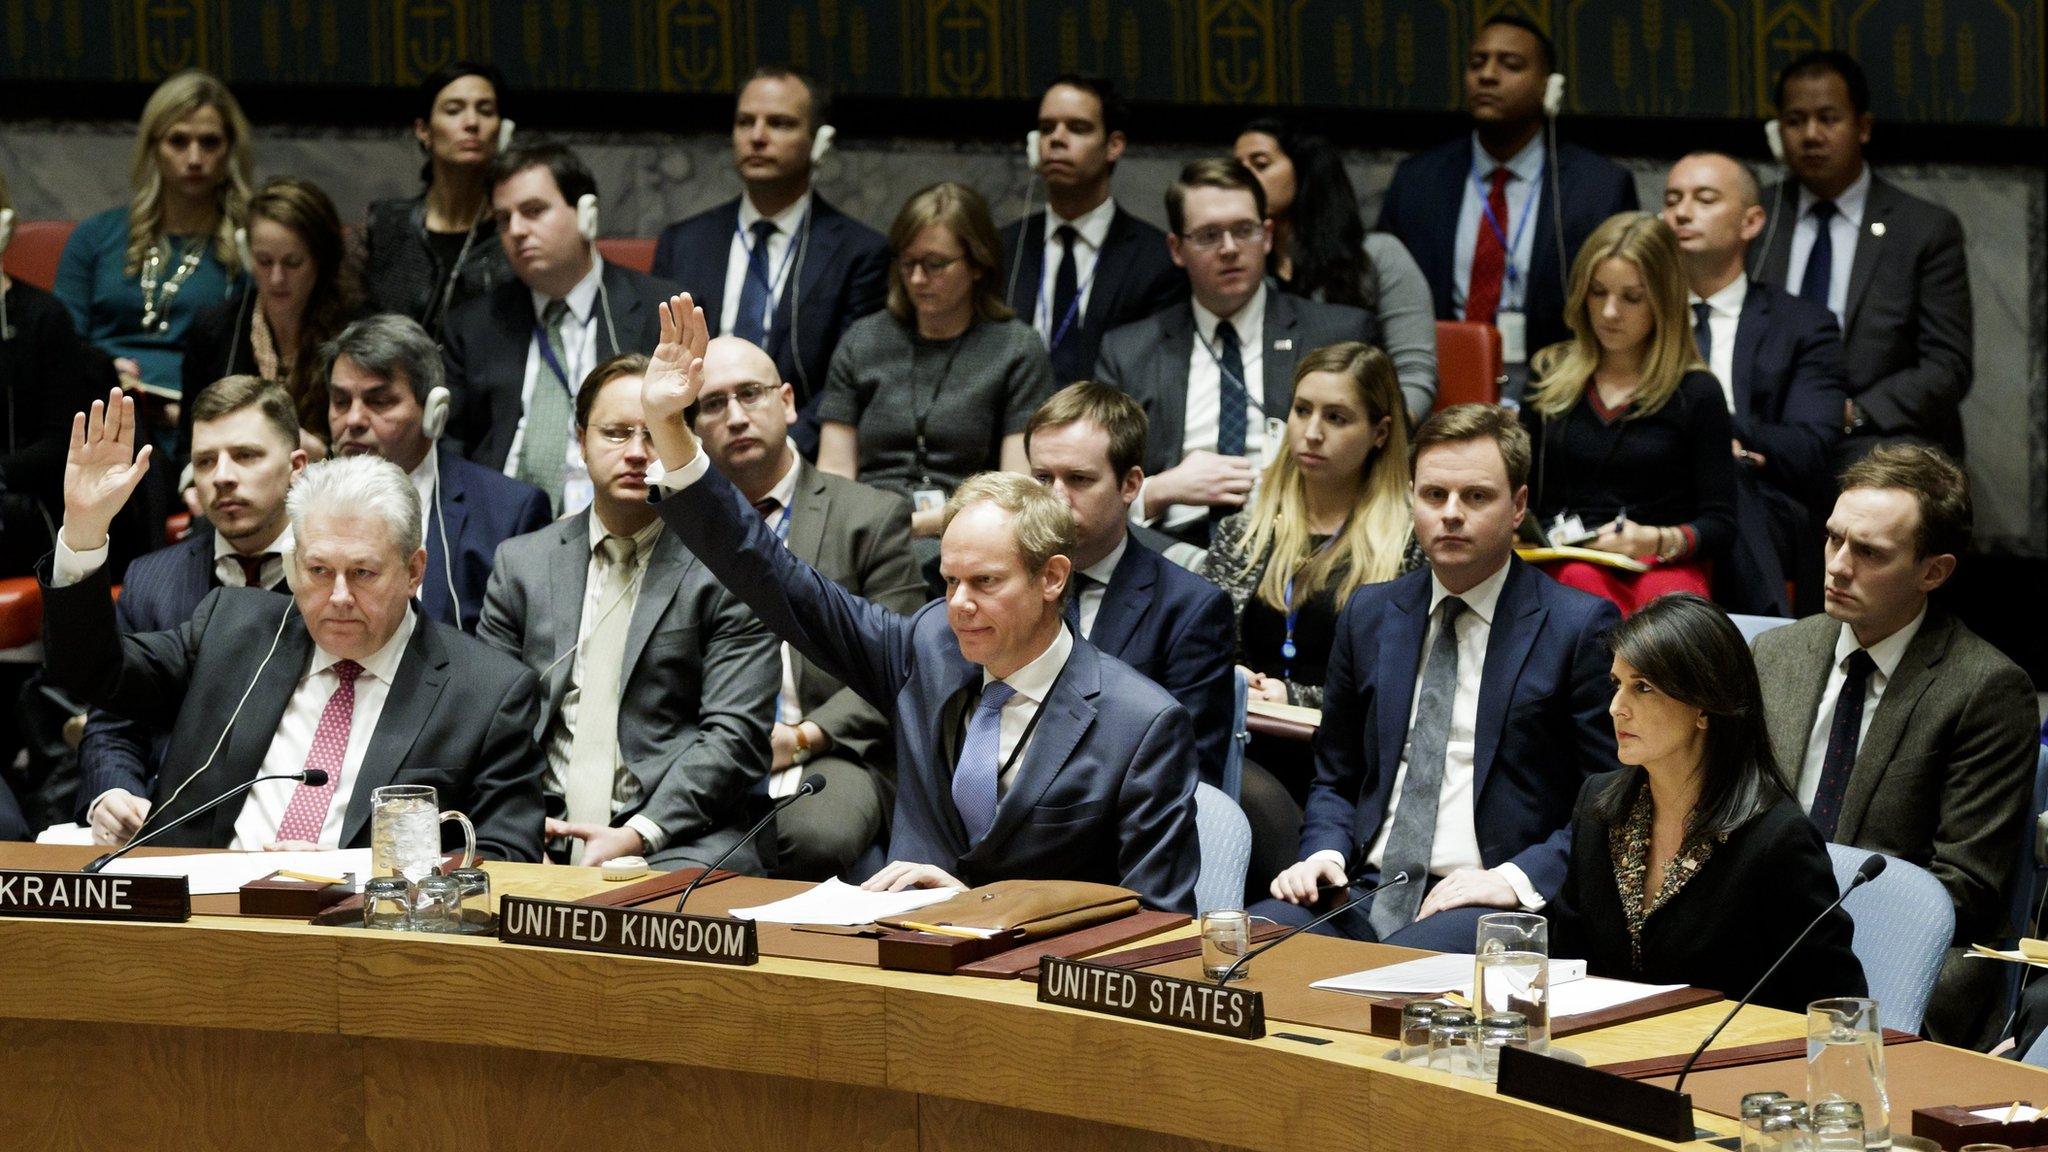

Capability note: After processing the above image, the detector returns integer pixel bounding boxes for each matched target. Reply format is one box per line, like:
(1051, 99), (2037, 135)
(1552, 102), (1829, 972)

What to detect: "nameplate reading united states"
(497, 895), (758, 966)
(1038, 955), (1265, 1040)
(0, 869), (190, 923)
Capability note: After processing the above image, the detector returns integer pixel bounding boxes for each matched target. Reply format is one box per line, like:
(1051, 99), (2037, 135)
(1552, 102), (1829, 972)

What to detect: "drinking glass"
(410, 872), (464, 933)
(1761, 1113), (1812, 1152)
(1200, 909), (1251, 981)
(1742, 1091), (1791, 1152)
(1807, 997), (1888, 1149)
(1811, 1101), (1865, 1151)
(1476, 1010), (1529, 1082)
(1474, 911), (1550, 1051)
(1400, 1001), (1441, 1064)
(362, 876), (413, 931)
(1426, 1007), (1478, 1078)
(371, 784), (475, 882)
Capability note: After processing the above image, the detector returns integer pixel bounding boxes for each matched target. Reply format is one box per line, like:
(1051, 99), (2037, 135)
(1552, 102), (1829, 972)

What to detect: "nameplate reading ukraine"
(497, 895), (757, 966)
(1038, 955), (1264, 1040)
(0, 869), (190, 923)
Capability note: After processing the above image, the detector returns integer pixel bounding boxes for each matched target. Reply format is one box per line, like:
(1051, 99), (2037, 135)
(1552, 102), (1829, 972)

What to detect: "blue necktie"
(1692, 300), (1713, 361)
(734, 218), (779, 345)
(1798, 201), (1836, 310)
(1808, 650), (1875, 840)
(952, 681), (1017, 843)
(1214, 320), (1247, 458)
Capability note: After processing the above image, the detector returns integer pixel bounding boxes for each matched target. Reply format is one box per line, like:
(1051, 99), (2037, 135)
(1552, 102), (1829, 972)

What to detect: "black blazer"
(40, 561), (547, 862)
(1728, 282), (1848, 505)
(1754, 173), (1972, 457)
(441, 261), (676, 470)
(0, 281), (105, 569)
(651, 194), (889, 419)
(1376, 137), (1638, 355)
(420, 443), (551, 633)
(1087, 533), (1236, 788)
(998, 204), (1187, 384)
(1553, 770), (1867, 1013)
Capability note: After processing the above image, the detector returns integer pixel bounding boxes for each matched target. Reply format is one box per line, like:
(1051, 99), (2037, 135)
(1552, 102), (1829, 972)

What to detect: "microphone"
(673, 772), (827, 912)
(1217, 870), (1412, 985)
(1673, 853), (1885, 1092)
(82, 768), (331, 874)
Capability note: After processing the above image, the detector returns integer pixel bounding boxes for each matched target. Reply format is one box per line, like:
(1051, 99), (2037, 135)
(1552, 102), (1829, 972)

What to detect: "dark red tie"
(1466, 167), (1513, 325)
(1809, 650), (1876, 839)
(233, 553), (274, 588)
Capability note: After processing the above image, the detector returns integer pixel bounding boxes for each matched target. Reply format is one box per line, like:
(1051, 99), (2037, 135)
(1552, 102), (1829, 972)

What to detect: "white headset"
(1541, 72), (1569, 300)
(420, 382), (461, 622)
(809, 123), (836, 166)
(1756, 119), (1790, 274)
(776, 122), (835, 401)
(1002, 130), (1046, 311)
(221, 225), (259, 373)
(572, 192), (623, 355)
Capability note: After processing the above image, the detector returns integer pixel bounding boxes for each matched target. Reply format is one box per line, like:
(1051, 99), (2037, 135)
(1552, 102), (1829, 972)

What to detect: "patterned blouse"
(1608, 782), (1727, 973)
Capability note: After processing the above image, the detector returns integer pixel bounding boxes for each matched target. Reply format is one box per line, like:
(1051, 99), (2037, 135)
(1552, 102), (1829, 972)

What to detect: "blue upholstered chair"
(1827, 845), (1953, 1034)
(1193, 782), (1252, 916)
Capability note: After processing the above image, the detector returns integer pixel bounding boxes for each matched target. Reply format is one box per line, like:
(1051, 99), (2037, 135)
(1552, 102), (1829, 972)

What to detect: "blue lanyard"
(1035, 239), (1100, 353)
(1280, 525), (1347, 679)
(1194, 325), (1254, 397)
(532, 318), (580, 392)
(1473, 160), (1542, 293)
(733, 211), (808, 324)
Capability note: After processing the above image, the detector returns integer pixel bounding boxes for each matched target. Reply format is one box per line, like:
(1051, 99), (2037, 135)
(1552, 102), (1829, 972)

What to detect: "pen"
(276, 870), (348, 885)
(896, 920), (985, 939)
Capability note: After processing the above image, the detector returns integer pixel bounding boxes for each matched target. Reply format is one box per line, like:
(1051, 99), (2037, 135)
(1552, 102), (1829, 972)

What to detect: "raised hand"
(644, 293), (709, 427)
(62, 387), (153, 553)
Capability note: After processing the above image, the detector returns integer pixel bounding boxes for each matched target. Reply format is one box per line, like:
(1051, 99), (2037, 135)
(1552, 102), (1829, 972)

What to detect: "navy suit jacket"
(421, 443), (552, 634)
(1728, 281), (1849, 504)
(1300, 559), (1619, 897)
(441, 260), (677, 470)
(999, 204), (1187, 384)
(77, 526), (250, 816)
(1087, 534), (1235, 788)
(1376, 137), (1638, 355)
(652, 462), (1200, 913)
(651, 194), (889, 424)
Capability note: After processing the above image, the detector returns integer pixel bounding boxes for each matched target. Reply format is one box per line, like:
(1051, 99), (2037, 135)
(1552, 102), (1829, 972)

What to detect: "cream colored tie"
(563, 534), (635, 863)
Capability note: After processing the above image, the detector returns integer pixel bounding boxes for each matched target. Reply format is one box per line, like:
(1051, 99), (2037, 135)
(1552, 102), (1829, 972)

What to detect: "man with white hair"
(38, 389), (546, 859)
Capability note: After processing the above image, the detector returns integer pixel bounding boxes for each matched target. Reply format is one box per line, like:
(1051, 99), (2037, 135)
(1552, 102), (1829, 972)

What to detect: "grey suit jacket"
(477, 512), (780, 867)
(1754, 608), (2037, 942)
(780, 460), (928, 773)
(1092, 287), (1377, 478)
(1754, 173), (1973, 457)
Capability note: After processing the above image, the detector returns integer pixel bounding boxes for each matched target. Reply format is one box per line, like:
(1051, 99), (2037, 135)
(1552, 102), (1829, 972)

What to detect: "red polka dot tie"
(275, 659), (363, 844)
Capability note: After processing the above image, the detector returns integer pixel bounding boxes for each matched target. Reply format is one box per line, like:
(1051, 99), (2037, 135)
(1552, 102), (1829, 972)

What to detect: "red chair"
(595, 237), (657, 274)
(1433, 320), (1504, 410)
(0, 576), (41, 650)
(2, 220), (78, 292)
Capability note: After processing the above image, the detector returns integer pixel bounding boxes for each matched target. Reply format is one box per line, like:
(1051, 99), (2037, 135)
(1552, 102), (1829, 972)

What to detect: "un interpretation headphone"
(809, 123), (837, 166)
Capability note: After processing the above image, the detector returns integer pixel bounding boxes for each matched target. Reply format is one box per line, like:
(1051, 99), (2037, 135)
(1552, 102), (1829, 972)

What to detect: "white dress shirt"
(1309, 560), (1543, 909)
(1146, 285), (1270, 532)
(989, 623), (1075, 793)
(1690, 274), (1748, 413)
(212, 523), (294, 590)
(1795, 606), (1927, 810)
(1786, 164), (1869, 329)
(506, 256), (606, 512)
(545, 513), (666, 850)
(1073, 534), (1126, 640)
(755, 456), (805, 729)
(722, 191), (812, 336)
(229, 610), (416, 850)
(1033, 197), (1116, 344)
(1453, 133), (1546, 317)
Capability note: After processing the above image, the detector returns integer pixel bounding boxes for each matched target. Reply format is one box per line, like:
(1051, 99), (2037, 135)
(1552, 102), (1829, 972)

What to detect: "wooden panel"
(919, 1096), (1251, 1152)
(359, 1037), (918, 1152)
(0, 920), (339, 1033)
(0, 1018), (360, 1151)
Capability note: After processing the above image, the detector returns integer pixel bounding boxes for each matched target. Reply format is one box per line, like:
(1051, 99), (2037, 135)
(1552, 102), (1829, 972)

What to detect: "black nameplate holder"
(1495, 1045), (1698, 1142)
(1038, 955), (1264, 1040)
(497, 895), (758, 966)
(0, 868), (190, 923)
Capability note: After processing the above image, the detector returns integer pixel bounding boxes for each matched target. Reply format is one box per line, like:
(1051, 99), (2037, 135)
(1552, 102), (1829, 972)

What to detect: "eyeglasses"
(692, 384), (778, 419)
(1180, 221), (1263, 251)
(898, 254), (966, 278)
(592, 423), (653, 446)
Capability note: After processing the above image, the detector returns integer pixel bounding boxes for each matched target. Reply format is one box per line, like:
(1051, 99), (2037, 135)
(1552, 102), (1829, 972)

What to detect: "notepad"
(726, 877), (962, 926)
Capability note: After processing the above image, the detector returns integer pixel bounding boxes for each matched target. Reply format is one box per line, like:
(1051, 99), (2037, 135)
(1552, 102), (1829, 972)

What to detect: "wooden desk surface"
(0, 845), (2012, 1151)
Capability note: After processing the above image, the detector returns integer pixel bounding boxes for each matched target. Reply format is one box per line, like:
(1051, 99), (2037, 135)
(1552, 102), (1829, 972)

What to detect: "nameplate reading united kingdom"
(1038, 955), (1264, 1040)
(497, 895), (758, 966)
(0, 869), (190, 923)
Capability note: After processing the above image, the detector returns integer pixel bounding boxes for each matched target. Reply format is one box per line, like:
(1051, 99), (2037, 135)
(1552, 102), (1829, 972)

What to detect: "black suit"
(1376, 136), (1639, 355)
(1719, 282), (1849, 616)
(652, 194), (889, 450)
(1754, 173), (1973, 459)
(40, 563), (546, 862)
(998, 204), (1186, 384)
(440, 261), (676, 471)
(1554, 771), (1866, 1014)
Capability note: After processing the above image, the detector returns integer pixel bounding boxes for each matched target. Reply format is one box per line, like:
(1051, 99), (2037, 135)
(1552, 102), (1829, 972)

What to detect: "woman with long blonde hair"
(1203, 341), (1422, 710)
(54, 69), (252, 425)
(1519, 212), (1736, 613)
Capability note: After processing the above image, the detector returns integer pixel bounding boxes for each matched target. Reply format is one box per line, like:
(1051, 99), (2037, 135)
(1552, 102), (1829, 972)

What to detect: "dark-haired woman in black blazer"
(1553, 594), (1865, 1012)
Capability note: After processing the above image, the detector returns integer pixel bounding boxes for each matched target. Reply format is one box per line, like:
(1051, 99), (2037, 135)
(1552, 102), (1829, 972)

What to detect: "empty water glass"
(410, 872), (464, 933)
(1477, 1010), (1529, 1082)
(1811, 1100), (1864, 1151)
(362, 875), (412, 931)
(1200, 909), (1251, 980)
(1742, 1091), (1791, 1152)
(1760, 1113), (1812, 1152)
(1427, 1007), (1478, 1078)
(1401, 1001), (1441, 1064)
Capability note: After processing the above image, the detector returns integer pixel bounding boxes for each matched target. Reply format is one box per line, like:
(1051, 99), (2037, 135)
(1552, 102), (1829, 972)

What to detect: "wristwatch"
(1844, 403), (1870, 436)
(791, 724), (813, 766)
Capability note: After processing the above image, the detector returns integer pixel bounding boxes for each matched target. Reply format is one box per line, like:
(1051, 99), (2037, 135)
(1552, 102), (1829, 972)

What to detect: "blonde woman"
(1519, 212), (1735, 613)
(54, 70), (252, 410)
(817, 182), (1054, 545)
(1203, 342), (1422, 709)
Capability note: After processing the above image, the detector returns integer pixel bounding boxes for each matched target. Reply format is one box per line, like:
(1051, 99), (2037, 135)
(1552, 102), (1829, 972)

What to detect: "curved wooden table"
(0, 851), (1946, 1152)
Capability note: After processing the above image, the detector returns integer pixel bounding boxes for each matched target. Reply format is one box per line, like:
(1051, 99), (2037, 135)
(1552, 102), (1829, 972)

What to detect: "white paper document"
(1311, 953), (1588, 997)
(101, 849), (374, 895)
(1547, 976), (1688, 1017)
(727, 878), (962, 926)
(33, 823), (97, 846)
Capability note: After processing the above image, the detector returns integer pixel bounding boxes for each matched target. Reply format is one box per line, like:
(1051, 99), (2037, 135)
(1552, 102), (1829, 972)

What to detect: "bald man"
(1663, 151), (1848, 616)
(691, 336), (927, 878)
